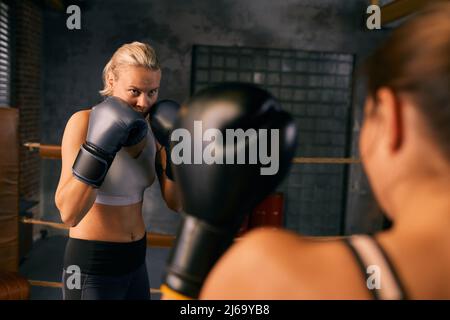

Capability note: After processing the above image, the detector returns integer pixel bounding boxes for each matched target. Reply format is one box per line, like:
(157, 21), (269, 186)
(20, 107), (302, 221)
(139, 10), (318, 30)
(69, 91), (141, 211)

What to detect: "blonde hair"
(99, 41), (161, 96)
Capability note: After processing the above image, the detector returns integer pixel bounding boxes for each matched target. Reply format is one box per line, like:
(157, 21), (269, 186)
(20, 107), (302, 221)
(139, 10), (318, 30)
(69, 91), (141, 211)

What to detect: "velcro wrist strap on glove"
(163, 214), (233, 298)
(72, 143), (114, 188)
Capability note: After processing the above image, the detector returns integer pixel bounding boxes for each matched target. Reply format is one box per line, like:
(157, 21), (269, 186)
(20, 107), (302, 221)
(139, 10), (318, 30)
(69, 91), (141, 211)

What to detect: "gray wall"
(40, 0), (389, 236)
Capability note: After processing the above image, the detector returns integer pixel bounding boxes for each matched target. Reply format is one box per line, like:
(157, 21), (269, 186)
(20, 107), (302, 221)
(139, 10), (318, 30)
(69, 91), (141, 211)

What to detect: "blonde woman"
(55, 42), (180, 300)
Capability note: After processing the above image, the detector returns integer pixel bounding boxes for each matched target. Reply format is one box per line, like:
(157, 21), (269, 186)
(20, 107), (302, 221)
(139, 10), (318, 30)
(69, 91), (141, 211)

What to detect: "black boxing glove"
(72, 96), (148, 188)
(160, 83), (298, 299)
(149, 99), (181, 181)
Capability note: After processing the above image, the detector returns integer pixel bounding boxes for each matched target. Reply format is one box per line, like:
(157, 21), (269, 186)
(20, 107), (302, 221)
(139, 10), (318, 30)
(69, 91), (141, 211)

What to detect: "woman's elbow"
(58, 206), (78, 228)
(60, 212), (79, 228)
(55, 193), (78, 227)
(54, 190), (63, 212)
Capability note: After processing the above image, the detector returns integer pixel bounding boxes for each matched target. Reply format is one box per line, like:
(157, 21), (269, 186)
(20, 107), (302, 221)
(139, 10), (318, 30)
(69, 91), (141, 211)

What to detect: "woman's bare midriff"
(69, 202), (146, 243)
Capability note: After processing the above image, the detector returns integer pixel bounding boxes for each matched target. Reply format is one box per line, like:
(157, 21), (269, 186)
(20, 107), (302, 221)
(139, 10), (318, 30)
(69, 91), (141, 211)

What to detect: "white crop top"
(95, 124), (156, 206)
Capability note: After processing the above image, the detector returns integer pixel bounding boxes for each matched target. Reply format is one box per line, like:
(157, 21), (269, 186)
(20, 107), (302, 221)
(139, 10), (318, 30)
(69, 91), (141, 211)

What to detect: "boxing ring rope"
(20, 141), (349, 296)
(21, 217), (344, 244)
(21, 141), (350, 248)
(20, 140), (354, 249)
(292, 157), (360, 164)
(24, 142), (362, 164)
(24, 142), (62, 160)
(20, 218), (175, 248)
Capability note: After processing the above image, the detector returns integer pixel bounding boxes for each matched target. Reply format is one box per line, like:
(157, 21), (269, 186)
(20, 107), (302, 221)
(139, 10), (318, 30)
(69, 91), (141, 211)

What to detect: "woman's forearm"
(161, 178), (182, 212)
(55, 176), (98, 227)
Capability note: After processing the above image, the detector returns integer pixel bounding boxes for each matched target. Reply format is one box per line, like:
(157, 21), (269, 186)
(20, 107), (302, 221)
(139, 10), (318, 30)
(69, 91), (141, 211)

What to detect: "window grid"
(191, 45), (354, 236)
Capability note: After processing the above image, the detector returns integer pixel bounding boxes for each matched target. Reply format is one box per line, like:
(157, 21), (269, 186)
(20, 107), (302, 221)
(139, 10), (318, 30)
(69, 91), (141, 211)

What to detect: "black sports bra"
(343, 235), (409, 300)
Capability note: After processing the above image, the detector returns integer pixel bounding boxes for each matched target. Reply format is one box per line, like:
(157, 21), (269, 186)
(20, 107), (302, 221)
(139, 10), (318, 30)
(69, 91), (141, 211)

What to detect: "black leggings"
(62, 263), (150, 300)
(62, 235), (150, 300)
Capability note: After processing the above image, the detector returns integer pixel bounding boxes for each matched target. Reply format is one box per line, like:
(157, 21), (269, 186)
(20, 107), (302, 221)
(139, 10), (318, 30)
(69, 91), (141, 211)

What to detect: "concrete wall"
(40, 0), (389, 236)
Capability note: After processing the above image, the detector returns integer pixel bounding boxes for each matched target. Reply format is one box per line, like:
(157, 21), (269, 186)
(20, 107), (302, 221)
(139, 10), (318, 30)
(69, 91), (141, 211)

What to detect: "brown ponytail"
(365, 2), (450, 158)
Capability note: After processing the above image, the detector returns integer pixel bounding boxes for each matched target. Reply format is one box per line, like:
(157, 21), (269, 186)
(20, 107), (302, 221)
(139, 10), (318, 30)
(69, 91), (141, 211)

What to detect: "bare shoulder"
(201, 228), (371, 299)
(62, 110), (90, 144)
(377, 230), (450, 298)
(60, 109), (91, 164)
(66, 110), (90, 131)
